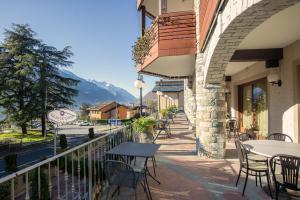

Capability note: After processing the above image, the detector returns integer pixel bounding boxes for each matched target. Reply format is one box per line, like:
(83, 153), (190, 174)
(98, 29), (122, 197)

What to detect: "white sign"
(47, 108), (77, 124)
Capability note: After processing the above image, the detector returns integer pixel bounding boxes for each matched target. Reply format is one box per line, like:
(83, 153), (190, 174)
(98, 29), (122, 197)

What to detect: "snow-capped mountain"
(60, 70), (136, 107)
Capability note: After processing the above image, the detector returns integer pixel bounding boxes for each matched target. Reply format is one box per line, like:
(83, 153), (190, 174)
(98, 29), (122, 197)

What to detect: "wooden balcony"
(199, 0), (220, 50)
(137, 11), (196, 78)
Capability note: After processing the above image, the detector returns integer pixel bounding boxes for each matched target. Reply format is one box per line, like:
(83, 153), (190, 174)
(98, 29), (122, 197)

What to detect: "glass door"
(238, 79), (268, 136)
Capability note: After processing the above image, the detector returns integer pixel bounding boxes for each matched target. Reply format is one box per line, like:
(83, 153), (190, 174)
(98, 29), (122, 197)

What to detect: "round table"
(243, 140), (300, 158)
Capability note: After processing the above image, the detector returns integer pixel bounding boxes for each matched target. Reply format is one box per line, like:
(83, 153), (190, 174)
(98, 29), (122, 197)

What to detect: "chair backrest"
(105, 160), (136, 188)
(226, 119), (239, 131)
(268, 133), (293, 143)
(235, 139), (248, 166)
(238, 133), (252, 141)
(270, 154), (300, 191)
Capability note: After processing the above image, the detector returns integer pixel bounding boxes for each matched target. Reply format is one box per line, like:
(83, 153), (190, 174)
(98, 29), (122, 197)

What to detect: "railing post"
(77, 149), (81, 199)
(64, 155), (68, 200)
(48, 162), (52, 199)
(83, 147), (87, 197)
(88, 143), (92, 200)
(38, 166), (41, 199)
(72, 152), (75, 200)
(57, 158), (60, 199)
(11, 178), (14, 200)
(25, 172), (29, 200)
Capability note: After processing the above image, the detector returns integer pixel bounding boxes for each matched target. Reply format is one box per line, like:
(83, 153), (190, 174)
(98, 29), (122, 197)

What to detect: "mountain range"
(60, 70), (136, 107)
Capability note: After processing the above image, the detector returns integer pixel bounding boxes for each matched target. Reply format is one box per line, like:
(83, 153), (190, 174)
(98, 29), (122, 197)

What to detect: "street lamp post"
(134, 74), (145, 117)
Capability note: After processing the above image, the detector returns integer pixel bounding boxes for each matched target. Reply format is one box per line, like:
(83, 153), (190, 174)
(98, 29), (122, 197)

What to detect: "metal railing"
(0, 125), (134, 200)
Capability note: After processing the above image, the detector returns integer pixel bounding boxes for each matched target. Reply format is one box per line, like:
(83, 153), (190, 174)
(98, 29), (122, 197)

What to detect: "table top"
(106, 142), (160, 158)
(243, 140), (300, 158)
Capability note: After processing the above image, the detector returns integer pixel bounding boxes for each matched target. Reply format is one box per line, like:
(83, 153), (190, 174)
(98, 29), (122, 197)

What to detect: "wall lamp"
(267, 68), (282, 87)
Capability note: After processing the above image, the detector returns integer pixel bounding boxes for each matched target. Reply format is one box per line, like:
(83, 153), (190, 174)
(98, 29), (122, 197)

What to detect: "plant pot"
(138, 132), (154, 143)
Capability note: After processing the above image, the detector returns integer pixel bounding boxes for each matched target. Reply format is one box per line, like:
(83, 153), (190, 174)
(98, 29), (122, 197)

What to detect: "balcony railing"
(134, 11), (196, 74)
(0, 126), (134, 200)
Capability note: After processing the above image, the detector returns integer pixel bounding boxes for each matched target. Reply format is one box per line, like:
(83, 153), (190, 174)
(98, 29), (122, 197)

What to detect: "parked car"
(79, 121), (93, 126)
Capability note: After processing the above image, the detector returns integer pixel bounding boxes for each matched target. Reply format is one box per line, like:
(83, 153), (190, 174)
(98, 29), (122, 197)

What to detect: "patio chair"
(226, 119), (239, 140)
(238, 133), (252, 141)
(268, 133), (293, 143)
(238, 133), (268, 170)
(104, 160), (151, 200)
(269, 154), (300, 200)
(167, 113), (174, 123)
(153, 120), (171, 142)
(235, 140), (272, 197)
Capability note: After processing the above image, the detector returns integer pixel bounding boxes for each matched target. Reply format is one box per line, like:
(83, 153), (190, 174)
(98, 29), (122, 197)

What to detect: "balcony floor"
(105, 113), (297, 200)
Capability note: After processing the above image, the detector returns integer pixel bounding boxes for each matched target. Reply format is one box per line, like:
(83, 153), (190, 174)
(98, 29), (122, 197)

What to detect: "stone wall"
(194, 0), (226, 158)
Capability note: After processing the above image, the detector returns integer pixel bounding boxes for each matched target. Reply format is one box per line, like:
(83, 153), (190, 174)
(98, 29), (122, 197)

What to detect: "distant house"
(88, 101), (128, 120)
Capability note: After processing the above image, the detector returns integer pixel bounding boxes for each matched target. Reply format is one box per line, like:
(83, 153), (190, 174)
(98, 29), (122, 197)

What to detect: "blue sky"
(0, 0), (158, 97)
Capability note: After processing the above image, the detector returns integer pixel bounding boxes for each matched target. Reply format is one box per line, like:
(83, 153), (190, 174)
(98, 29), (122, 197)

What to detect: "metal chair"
(269, 154), (300, 200)
(268, 133), (293, 143)
(105, 160), (151, 200)
(238, 133), (252, 142)
(226, 119), (239, 140)
(167, 113), (175, 123)
(235, 140), (272, 197)
(153, 120), (171, 142)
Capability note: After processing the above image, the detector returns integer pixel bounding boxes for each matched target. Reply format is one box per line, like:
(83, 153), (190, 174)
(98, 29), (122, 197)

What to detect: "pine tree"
(0, 24), (40, 134)
(34, 44), (79, 136)
(0, 24), (79, 135)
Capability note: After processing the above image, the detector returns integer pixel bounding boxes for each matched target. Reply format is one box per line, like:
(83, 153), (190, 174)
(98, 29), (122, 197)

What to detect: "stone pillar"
(195, 55), (226, 159)
(184, 79), (196, 130)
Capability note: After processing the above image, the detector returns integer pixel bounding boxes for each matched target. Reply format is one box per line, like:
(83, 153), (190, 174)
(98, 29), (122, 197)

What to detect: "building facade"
(88, 102), (128, 120)
(135, 0), (300, 158)
(152, 79), (184, 111)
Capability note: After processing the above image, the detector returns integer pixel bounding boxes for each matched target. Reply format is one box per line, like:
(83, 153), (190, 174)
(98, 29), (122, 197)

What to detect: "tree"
(0, 24), (40, 134)
(34, 44), (79, 136)
(0, 24), (79, 135)
(79, 103), (91, 120)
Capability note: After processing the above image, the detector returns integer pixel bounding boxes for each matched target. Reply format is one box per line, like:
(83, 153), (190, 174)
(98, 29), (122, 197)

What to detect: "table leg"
(144, 157), (160, 184)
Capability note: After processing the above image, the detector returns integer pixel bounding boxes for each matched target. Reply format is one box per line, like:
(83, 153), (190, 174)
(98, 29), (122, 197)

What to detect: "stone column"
(195, 55), (226, 159)
(184, 79), (196, 130)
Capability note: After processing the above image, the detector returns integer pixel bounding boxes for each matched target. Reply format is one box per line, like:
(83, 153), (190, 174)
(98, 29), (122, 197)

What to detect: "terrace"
(108, 113), (273, 200)
(0, 113), (298, 200)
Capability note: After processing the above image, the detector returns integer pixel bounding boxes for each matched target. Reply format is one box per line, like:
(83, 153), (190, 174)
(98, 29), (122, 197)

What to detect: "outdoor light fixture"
(156, 91), (162, 96)
(134, 79), (145, 89)
(267, 69), (282, 86)
(135, 74), (145, 116)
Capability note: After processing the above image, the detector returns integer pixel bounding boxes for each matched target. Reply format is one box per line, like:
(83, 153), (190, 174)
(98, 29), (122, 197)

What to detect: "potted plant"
(160, 108), (169, 119)
(133, 117), (156, 143)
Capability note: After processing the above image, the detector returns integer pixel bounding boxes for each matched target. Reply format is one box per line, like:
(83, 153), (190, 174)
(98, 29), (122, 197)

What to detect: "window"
(238, 78), (268, 136)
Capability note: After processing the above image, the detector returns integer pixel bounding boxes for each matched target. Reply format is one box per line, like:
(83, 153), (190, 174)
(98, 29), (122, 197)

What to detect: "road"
(0, 124), (119, 178)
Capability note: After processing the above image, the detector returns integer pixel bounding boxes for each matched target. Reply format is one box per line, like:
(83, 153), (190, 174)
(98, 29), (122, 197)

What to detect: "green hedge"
(95, 119), (108, 125)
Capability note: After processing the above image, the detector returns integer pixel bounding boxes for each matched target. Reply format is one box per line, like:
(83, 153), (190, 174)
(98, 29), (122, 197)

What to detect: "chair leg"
(235, 168), (242, 186)
(275, 184), (279, 200)
(259, 172), (262, 188)
(152, 157), (156, 177)
(266, 171), (273, 199)
(152, 156), (156, 167)
(144, 176), (152, 200)
(105, 187), (110, 200)
(255, 172), (258, 186)
(135, 189), (138, 200)
(242, 169), (249, 196)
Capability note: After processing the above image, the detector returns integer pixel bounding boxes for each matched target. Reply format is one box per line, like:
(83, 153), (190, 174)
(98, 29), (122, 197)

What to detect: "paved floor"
(108, 113), (299, 200)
